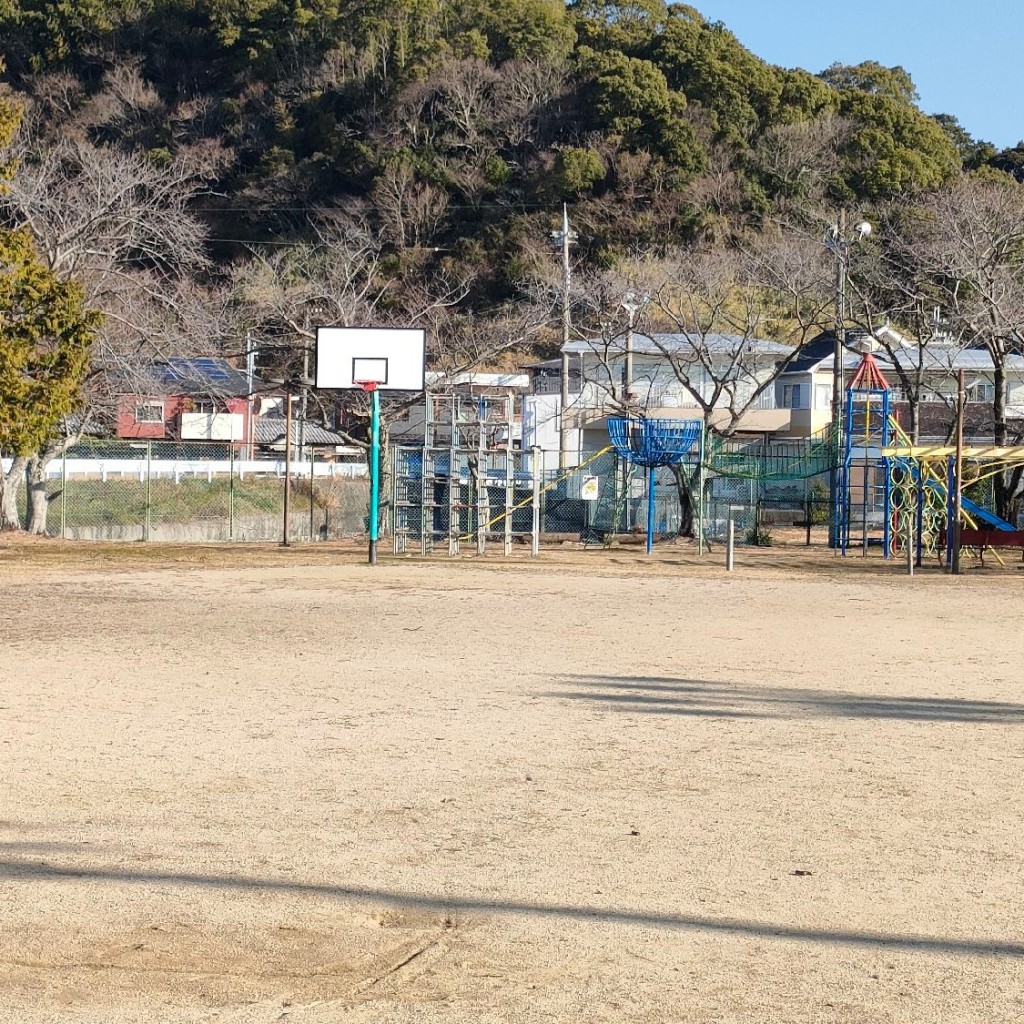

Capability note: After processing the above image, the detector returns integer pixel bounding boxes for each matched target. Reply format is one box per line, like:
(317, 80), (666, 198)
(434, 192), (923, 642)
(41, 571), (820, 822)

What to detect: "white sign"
(581, 476), (600, 501)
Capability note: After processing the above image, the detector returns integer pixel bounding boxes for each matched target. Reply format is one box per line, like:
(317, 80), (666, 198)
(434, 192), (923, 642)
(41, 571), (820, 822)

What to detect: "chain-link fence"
(14, 439), (369, 542)
(705, 475), (833, 549)
(389, 445), (841, 555)
(9, 437), (839, 551)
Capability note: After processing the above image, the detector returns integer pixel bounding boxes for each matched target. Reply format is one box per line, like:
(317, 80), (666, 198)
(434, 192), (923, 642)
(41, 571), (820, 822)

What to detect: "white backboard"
(315, 327), (426, 391)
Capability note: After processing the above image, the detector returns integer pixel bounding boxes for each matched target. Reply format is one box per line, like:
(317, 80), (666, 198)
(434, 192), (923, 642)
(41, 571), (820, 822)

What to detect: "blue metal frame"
(607, 417), (703, 555)
(839, 384), (892, 558)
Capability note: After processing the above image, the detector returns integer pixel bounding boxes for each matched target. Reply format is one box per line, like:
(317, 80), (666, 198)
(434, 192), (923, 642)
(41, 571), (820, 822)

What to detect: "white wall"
(522, 394), (581, 471)
(2, 458), (368, 481)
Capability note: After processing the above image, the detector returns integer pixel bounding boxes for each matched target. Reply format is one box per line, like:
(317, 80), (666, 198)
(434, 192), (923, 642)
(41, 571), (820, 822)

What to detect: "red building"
(116, 358), (257, 445)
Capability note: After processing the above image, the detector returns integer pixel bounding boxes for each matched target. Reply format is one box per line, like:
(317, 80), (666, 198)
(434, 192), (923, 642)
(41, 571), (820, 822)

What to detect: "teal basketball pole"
(368, 384), (380, 565)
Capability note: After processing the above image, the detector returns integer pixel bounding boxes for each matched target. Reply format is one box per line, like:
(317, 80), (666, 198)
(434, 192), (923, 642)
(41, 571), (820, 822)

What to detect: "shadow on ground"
(546, 675), (1024, 724)
(0, 854), (1020, 958)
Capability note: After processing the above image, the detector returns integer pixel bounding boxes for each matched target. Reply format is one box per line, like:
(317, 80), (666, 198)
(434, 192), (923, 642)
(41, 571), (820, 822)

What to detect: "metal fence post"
(309, 446), (315, 542)
(228, 442), (235, 541)
(144, 440), (152, 541)
(905, 507), (914, 577)
(726, 517), (735, 571)
(531, 446), (541, 557)
(60, 445), (68, 539)
(696, 424), (706, 555)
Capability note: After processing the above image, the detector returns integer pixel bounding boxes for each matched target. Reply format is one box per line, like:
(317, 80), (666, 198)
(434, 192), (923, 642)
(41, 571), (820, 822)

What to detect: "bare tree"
(648, 240), (833, 434)
(0, 128), (216, 531)
(371, 158), (450, 247)
(235, 222), (555, 531)
(883, 178), (1024, 518)
(562, 236), (837, 534)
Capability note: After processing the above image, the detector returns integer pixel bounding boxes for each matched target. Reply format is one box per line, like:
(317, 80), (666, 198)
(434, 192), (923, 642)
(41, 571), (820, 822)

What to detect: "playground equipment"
(392, 386), (530, 556)
(837, 353), (893, 555)
(607, 417), (703, 553)
(835, 350), (1024, 565)
(884, 431), (1024, 566)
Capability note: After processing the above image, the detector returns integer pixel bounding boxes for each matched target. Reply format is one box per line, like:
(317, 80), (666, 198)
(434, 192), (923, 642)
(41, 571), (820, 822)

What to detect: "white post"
(726, 517), (735, 572)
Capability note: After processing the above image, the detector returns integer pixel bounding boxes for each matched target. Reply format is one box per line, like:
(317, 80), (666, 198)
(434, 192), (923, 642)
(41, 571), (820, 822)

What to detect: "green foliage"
(554, 146), (605, 196)
(744, 519), (773, 546)
(991, 143), (1024, 183)
(777, 68), (839, 123)
(0, 0), (994, 305)
(839, 91), (961, 197)
(0, 230), (98, 456)
(474, 0), (575, 61)
(808, 480), (830, 525)
(933, 113), (996, 170)
(819, 61), (919, 105)
(577, 46), (673, 135)
(0, 91), (20, 186)
(654, 11), (782, 143)
(572, 0), (668, 54)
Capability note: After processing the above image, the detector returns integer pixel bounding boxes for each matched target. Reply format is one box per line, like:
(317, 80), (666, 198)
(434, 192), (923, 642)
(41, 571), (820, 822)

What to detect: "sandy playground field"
(1, 543), (1023, 1022)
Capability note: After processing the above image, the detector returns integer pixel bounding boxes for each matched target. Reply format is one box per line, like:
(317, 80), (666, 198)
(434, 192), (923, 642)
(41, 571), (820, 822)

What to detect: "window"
(135, 401), (164, 423)
(781, 384), (806, 409)
(194, 399), (216, 414)
(971, 383), (995, 404)
(815, 384), (831, 410)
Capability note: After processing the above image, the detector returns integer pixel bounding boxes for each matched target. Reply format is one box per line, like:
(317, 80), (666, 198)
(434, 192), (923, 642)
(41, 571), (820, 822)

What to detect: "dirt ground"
(1, 540), (1023, 1022)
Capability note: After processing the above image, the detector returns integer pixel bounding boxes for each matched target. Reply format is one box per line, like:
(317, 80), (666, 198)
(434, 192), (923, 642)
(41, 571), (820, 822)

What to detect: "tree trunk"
(0, 456), (27, 531)
(669, 463), (695, 537)
(25, 454), (55, 535)
(907, 397), (919, 445)
(992, 360), (1013, 520)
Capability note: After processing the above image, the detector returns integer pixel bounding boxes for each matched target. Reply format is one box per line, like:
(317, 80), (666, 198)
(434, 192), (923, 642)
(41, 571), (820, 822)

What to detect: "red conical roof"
(848, 351), (890, 391)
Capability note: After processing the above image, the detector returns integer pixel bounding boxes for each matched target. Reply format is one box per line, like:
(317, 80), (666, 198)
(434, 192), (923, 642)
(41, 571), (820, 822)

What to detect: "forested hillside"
(0, 0), (1009, 302)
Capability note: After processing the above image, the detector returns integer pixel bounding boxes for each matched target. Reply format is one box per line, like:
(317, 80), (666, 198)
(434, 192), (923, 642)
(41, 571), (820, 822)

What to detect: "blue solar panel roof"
(159, 358), (252, 396)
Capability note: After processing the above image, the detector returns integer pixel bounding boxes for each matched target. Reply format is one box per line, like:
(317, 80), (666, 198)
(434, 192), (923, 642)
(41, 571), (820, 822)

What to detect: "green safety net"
(704, 426), (836, 480)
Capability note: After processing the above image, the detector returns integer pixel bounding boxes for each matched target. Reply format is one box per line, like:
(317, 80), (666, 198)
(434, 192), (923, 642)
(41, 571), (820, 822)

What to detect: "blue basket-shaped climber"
(607, 417), (703, 553)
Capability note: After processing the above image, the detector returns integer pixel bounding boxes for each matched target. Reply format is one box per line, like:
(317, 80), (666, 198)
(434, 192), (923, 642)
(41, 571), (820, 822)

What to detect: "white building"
(522, 333), (794, 469)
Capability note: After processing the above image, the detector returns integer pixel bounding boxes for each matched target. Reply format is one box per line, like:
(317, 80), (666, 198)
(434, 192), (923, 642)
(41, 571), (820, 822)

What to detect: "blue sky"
(693, 1), (1023, 149)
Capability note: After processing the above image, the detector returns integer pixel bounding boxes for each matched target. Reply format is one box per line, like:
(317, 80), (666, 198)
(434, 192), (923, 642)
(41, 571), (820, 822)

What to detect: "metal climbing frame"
(607, 417), (704, 554)
(391, 388), (533, 555)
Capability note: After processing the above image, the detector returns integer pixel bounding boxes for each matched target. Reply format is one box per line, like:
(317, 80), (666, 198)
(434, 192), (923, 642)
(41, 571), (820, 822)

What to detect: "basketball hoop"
(314, 327), (427, 566)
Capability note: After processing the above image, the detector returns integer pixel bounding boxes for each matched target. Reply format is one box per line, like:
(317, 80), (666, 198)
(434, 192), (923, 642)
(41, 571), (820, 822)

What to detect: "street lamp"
(620, 291), (649, 406)
(551, 204), (578, 468)
(824, 214), (872, 548)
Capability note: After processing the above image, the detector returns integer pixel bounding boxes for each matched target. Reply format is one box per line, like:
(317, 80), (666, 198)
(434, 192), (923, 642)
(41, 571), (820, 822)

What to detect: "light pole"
(620, 291), (648, 406)
(825, 212), (872, 548)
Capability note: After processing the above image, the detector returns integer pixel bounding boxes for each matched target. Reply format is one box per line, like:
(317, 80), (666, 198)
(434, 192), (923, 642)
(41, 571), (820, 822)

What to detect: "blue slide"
(960, 496), (1017, 532)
